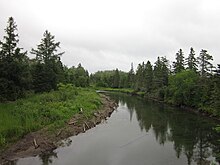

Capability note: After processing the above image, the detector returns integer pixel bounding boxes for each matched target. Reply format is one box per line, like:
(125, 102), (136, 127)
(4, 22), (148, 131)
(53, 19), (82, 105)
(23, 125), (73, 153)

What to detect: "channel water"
(15, 93), (220, 165)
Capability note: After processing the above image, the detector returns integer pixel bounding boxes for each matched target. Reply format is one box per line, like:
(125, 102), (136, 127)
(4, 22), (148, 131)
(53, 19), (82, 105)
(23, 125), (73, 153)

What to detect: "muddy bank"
(0, 94), (117, 164)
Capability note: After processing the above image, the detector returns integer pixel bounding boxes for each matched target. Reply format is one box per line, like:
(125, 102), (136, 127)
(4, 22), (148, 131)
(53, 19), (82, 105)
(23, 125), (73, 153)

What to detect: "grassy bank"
(98, 87), (220, 119)
(97, 87), (145, 96)
(0, 84), (102, 149)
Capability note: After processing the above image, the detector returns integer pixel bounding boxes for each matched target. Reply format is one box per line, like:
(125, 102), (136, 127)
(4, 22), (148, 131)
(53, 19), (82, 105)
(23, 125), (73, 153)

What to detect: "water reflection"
(39, 151), (58, 165)
(13, 93), (220, 165)
(109, 93), (220, 165)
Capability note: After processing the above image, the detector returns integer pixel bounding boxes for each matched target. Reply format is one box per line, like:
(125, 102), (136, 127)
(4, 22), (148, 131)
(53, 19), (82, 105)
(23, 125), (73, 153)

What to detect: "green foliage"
(98, 87), (134, 94)
(215, 125), (220, 133)
(153, 57), (169, 90)
(64, 64), (89, 87)
(145, 61), (153, 92)
(91, 69), (128, 88)
(31, 30), (64, 92)
(0, 134), (6, 147)
(135, 62), (145, 91)
(186, 47), (198, 72)
(173, 49), (185, 73)
(0, 87), (101, 147)
(0, 17), (31, 101)
(165, 70), (200, 106)
(197, 49), (213, 77)
(209, 72), (220, 115)
(127, 63), (135, 88)
(112, 68), (120, 88)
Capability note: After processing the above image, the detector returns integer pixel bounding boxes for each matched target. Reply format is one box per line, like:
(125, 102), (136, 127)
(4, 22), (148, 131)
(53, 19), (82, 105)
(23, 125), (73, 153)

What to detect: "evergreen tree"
(112, 68), (120, 88)
(197, 49), (213, 77)
(160, 56), (170, 86)
(173, 49), (185, 73)
(210, 64), (220, 115)
(127, 63), (135, 88)
(0, 17), (31, 101)
(144, 61), (153, 92)
(135, 62), (145, 91)
(153, 57), (168, 89)
(74, 63), (89, 87)
(186, 47), (198, 72)
(31, 30), (64, 92)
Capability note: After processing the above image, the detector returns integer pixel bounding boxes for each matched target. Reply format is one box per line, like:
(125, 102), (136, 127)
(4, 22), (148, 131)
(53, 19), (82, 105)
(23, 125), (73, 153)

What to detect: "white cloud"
(0, 0), (220, 72)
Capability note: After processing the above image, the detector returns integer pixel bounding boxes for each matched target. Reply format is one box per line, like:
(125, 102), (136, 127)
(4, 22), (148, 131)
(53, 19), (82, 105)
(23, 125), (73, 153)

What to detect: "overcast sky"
(0, 0), (220, 73)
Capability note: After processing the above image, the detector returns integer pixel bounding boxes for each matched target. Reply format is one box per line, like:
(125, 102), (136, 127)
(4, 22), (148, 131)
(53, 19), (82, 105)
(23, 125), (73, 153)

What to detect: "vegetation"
(0, 84), (101, 147)
(0, 17), (31, 101)
(0, 17), (99, 148)
(91, 50), (219, 117)
(30, 30), (65, 93)
(0, 17), (220, 150)
(90, 69), (129, 88)
(64, 63), (90, 87)
(0, 17), (90, 101)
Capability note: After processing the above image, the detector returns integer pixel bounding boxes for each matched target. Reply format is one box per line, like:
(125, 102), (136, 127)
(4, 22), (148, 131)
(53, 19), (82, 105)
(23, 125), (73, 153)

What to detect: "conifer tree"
(31, 30), (64, 92)
(186, 47), (198, 72)
(135, 62), (145, 91)
(144, 61), (153, 92)
(173, 49), (185, 73)
(127, 63), (135, 88)
(197, 49), (213, 77)
(113, 68), (120, 88)
(0, 17), (30, 101)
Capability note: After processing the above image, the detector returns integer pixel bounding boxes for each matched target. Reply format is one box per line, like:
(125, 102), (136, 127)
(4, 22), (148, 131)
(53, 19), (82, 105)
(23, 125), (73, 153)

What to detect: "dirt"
(0, 94), (117, 164)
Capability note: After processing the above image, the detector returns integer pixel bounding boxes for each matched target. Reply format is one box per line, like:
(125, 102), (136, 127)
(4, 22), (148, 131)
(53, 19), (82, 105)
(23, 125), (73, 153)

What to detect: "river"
(14, 93), (220, 165)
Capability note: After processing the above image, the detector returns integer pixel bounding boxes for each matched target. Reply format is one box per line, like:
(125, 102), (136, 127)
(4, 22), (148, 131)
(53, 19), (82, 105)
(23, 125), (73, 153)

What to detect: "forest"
(91, 51), (220, 117)
(0, 17), (220, 148)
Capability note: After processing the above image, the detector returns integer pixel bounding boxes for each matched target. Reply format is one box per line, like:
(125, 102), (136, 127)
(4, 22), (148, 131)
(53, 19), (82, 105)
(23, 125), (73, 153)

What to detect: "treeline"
(0, 17), (89, 101)
(90, 69), (129, 88)
(92, 49), (220, 116)
(1, 17), (219, 116)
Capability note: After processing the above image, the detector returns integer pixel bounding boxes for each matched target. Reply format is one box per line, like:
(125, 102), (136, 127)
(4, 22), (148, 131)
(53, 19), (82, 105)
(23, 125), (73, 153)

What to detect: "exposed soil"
(0, 94), (117, 165)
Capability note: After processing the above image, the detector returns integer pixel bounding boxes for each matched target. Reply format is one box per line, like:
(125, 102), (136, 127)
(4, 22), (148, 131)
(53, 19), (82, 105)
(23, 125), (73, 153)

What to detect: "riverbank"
(0, 93), (117, 164)
(0, 86), (100, 149)
(99, 87), (220, 121)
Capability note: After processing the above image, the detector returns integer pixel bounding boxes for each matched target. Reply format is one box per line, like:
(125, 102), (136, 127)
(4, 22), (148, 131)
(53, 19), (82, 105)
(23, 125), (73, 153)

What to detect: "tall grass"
(0, 84), (102, 148)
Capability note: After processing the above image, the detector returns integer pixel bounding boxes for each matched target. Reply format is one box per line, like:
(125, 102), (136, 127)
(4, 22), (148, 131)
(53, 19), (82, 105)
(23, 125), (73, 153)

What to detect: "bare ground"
(0, 94), (117, 164)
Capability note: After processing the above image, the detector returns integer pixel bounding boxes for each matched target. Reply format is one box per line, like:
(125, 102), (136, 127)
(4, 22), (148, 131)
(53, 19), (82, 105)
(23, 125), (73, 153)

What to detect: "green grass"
(96, 87), (146, 97)
(97, 87), (134, 94)
(0, 84), (102, 148)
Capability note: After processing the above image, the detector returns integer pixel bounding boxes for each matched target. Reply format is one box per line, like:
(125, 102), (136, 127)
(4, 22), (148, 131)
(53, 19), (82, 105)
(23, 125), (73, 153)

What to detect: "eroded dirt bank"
(0, 94), (117, 164)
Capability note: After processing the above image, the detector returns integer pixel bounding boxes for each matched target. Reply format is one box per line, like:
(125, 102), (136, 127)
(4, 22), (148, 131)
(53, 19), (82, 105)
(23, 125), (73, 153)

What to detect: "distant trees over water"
(91, 49), (220, 116)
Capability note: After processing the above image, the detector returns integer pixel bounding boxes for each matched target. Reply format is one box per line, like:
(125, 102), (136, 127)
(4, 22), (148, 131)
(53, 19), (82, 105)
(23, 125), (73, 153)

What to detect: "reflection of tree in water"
(108, 93), (136, 121)
(7, 160), (17, 165)
(38, 151), (58, 165)
(109, 93), (220, 165)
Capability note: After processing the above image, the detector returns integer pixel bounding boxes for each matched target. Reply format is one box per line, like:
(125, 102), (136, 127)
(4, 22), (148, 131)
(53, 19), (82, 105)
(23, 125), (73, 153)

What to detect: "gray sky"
(0, 0), (220, 73)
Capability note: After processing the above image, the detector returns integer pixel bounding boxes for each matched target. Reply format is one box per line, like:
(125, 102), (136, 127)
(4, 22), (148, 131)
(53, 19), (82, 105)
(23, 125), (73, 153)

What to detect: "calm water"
(14, 93), (220, 165)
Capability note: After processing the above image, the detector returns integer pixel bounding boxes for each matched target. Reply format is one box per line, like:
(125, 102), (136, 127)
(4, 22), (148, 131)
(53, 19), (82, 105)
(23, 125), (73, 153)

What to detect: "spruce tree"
(135, 62), (145, 91)
(173, 49), (185, 74)
(31, 30), (64, 92)
(153, 57), (163, 89)
(127, 63), (135, 88)
(113, 68), (120, 88)
(186, 47), (198, 72)
(0, 17), (30, 101)
(161, 56), (169, 86)
(145, 61), (153, 92)
(197, 49), (213, 77)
